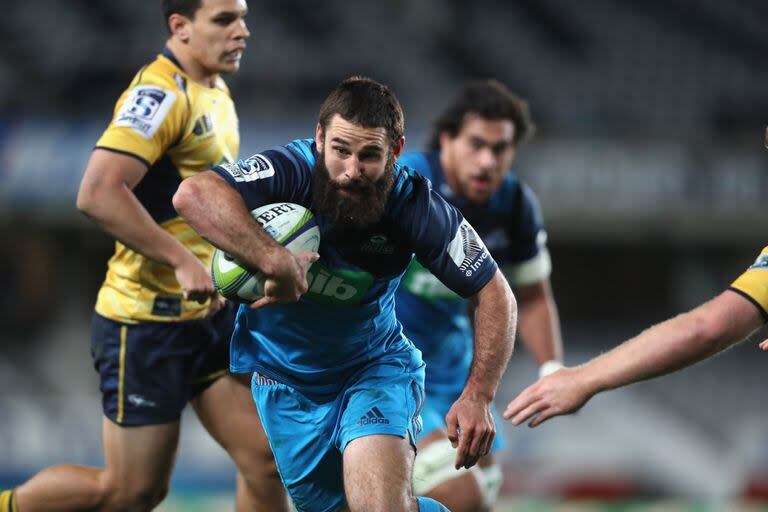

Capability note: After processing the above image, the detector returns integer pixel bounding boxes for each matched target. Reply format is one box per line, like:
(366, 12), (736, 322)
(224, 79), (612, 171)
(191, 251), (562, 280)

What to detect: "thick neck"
(165, 39), (218, 88)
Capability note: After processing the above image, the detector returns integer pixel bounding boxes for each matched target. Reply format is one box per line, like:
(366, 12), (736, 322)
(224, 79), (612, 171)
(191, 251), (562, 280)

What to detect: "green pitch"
(156, 493), (768, 511)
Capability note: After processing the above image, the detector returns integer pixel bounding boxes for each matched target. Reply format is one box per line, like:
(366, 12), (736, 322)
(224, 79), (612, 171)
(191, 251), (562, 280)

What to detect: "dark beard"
(311, 152), (395, 230)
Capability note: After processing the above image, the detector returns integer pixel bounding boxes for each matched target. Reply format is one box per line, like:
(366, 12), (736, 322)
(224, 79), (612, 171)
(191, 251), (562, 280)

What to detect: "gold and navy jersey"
(730, 246), (768, 321)
(94, 48), (239, 323)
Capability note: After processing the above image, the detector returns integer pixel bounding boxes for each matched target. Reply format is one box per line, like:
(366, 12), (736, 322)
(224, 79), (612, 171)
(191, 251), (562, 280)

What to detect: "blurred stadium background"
(2, 1), (768, 510)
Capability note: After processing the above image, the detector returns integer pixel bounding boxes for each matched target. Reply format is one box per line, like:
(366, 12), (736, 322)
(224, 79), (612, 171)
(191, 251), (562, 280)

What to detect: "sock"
(0, 490), (17, 512)
(417, 496), (451, 511)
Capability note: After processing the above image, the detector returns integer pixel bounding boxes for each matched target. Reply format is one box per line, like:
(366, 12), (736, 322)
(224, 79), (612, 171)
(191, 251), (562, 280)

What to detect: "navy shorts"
(90, 304), (234, 426)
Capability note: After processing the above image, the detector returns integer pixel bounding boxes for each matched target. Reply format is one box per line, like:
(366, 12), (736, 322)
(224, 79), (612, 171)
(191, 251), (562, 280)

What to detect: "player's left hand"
(445, 391), (495, 470)
(759, 339), (768, 351)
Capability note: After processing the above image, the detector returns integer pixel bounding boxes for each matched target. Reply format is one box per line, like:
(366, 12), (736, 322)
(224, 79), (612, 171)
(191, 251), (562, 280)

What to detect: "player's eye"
(333, 146), (350, 156)
(214, 15), (235, 26)
(492, 142), (511, 155)
(359, 151), (382, 161)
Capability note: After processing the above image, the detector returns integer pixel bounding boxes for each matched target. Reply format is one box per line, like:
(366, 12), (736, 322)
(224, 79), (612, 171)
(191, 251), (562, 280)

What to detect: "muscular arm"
(465, 270), (518, 399)
(172, 171), (316, 305)
(516, 278), (563, 366)
(447, 270), (516, 469)
(172, 170), (284, 274)
(76, 149), (197, 269)
(505, 290), (765, 426)
(580, 290), (762, 393)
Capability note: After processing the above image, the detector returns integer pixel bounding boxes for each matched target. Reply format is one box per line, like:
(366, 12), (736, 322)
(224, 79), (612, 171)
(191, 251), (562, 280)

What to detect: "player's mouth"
(223, 48), (244, 63)
(468, 175), (492, 191)
(337, 187), (364, 198)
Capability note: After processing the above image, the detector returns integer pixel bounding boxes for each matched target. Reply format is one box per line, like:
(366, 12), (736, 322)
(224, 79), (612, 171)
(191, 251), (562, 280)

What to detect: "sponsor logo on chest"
(304, 262), (375, 304)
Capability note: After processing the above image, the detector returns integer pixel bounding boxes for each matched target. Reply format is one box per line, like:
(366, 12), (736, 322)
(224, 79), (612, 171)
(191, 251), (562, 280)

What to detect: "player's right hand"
(250, 251), (320, 309)
(174, 253), (217, 304)
(502, 366), (592, 427)
(445, 391), (495, 470)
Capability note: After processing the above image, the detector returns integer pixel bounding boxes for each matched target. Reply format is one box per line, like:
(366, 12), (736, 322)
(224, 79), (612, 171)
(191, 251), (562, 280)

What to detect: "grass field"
(155, 493), (768, 511)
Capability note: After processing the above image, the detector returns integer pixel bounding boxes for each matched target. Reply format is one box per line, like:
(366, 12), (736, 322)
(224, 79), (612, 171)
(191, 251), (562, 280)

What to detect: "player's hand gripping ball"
(211, 203), (320, 303)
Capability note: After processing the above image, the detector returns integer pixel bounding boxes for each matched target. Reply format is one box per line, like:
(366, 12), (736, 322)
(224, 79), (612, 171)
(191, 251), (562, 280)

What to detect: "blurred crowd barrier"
(2, 119), (767, 241)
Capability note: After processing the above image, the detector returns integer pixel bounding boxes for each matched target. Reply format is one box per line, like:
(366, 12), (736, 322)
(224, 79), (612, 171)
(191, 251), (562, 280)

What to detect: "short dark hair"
(162, 0), (203, 33)
(429, 79), (535, 150)
(318, 76), (405, 149)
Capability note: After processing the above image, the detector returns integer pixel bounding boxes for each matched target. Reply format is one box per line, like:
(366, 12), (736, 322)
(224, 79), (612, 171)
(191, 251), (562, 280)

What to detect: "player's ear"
(169, 13), (191, 43)
(392, 136), (405, 158)
(439, 131), (453, 149)
(315, 123), (325, 152)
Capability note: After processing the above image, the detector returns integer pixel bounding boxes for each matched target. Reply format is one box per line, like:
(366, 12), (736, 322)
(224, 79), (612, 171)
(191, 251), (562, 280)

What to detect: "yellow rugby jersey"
(94, 48), (239, 323)
(730, 246), (768, 321)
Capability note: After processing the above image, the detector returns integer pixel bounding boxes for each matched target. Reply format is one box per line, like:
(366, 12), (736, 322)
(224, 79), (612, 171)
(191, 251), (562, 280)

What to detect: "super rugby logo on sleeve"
(750, 252), (768, 270)
(220, 155), (275, 182)
(115, 86), (176, 139)
(447, 219), (490, 276)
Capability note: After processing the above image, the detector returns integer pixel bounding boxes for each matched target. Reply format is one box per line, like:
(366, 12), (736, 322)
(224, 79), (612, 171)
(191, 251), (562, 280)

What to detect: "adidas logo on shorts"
(253, 372), (279, 386)
(356, 406), (390, 426)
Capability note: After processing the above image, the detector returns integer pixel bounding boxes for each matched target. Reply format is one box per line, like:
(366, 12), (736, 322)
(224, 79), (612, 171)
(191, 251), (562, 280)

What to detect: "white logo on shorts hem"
(127, 394), (158, 408)
(115, 86), (176, 139)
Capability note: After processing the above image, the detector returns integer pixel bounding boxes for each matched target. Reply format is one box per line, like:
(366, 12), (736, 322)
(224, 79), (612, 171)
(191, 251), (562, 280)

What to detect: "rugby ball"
(211, 203), (320, 303)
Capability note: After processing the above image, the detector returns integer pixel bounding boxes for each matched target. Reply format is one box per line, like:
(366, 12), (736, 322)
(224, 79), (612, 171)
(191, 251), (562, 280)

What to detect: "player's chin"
(465, 189), (492, 204)
(217, 59), (242, 74)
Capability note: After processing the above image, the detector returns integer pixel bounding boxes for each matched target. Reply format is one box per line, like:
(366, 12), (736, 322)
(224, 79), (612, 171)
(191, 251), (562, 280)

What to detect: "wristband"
(539, 360), (564, 378)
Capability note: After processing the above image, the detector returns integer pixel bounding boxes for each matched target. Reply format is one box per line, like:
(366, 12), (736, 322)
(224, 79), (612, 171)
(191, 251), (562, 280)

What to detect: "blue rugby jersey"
(396, 150), (549, 394)
(211, 139), (498, 395)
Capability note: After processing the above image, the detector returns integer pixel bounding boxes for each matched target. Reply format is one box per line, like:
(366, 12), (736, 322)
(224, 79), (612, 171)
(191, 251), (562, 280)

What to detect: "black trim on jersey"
(93, 146), (151, 169)
(728, 286), (768, 323)
(162, 46), (185, 72)
(133, 154), (184, 223)
(179, 75), (191, 114)
(160, 48), (192, 141)
(135, 64), (149, 86)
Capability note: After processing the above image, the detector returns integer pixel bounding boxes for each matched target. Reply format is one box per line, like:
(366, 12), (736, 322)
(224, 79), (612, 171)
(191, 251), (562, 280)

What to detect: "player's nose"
(478, 147), (497, 169)
(235, 19), (250, 40)
(344, 157), (363, 179)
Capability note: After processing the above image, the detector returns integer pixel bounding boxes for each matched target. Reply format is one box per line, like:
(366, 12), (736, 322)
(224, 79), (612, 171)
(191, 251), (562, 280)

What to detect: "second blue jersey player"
(174, 77), (518, 512)
(397, 80), (565, 512)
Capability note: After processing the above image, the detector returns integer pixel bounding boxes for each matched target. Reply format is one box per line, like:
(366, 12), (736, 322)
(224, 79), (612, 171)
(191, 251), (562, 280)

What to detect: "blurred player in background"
(397, 80), (564, 511)
(504, 246), (768, 427)
(0, 1), (291, 511)
(172, 76), (518, 512)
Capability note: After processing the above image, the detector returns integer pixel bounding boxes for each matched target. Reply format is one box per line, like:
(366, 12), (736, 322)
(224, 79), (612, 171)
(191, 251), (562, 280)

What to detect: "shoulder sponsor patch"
(447, 219), (490, 276)
(749, 253), (768, 270)
(115, 85), (177, 139)
(220, 154), (275, 182)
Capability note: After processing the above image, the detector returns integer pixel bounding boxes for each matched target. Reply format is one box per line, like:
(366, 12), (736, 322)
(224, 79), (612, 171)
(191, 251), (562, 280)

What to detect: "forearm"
(464, 270), (517, 399)
(80, 183), (194, 267)
(583, 291), (762, 393)
(173, 171), (285, 273)
(517, 281), (564, 365)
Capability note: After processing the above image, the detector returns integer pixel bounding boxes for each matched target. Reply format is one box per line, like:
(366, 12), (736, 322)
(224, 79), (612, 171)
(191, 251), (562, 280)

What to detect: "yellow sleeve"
(729, 245), (768, 321)
(95, 67), (187, 166)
